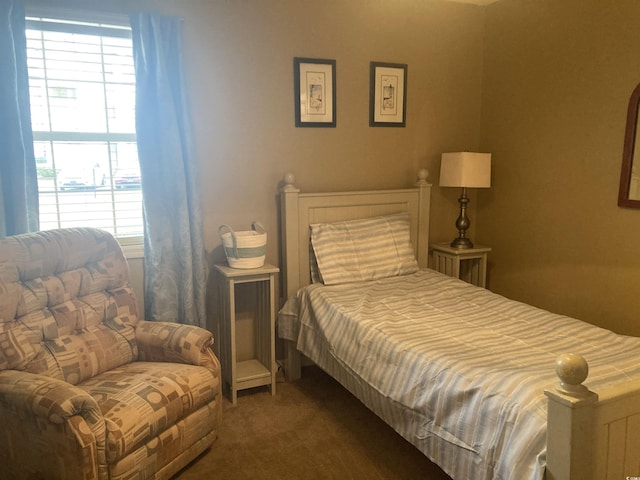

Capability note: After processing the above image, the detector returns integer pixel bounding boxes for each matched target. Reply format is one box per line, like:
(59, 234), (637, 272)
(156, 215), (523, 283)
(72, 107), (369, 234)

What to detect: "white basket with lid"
(219, 221), (267, 269)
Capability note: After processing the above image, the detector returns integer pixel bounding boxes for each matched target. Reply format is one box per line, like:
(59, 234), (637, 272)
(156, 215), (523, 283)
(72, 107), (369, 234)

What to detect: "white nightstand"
(214, 263), (279, 405)
(431, 243), (491, 288)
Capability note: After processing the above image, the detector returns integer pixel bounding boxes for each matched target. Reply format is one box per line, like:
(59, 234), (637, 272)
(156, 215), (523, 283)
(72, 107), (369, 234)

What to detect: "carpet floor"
(174, 366), (452, 480)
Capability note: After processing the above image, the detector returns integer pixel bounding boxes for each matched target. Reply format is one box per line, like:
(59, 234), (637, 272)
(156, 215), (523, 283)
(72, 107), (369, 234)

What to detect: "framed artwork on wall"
(294, 57), (336, 127)
(369, 62), (407, 127)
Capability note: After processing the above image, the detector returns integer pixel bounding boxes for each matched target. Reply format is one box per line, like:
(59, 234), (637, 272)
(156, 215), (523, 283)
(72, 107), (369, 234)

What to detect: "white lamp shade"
(439, 152), (492, 188)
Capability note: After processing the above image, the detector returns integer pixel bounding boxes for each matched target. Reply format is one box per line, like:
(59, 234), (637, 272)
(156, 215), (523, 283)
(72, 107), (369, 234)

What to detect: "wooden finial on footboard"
(554, 352), (590, 397)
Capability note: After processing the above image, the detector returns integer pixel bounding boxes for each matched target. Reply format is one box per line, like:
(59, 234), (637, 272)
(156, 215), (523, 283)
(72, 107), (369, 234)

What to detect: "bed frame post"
(279, 173), (302, 380)
(279, 173), (301, 300)
(544, 353), (598, 480)
(415, 168), (431, 268)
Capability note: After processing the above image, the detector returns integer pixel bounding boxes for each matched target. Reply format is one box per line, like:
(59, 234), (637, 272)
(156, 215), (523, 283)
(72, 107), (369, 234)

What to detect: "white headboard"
(278, 170), (432, 299)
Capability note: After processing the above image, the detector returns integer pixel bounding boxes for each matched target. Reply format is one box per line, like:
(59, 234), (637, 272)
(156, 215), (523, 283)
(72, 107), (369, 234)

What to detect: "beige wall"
(32, 0), (640, 339)
(183, 0), (486, 257)
(28, 0), (486, 327)
(479, 0), (640, 336)
(176, 0), (488, 325)
(183, 0), (489, 338)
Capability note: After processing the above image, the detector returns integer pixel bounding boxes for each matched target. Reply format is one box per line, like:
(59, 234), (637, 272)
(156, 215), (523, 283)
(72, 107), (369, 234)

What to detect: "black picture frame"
(369, 61), (407, 127)
(294, 57), (336, 128)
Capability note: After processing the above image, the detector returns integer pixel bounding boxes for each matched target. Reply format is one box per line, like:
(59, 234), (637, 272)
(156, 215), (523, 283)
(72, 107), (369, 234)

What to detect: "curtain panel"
(130, 13), (207, 327)
(0, 0), (39, 236)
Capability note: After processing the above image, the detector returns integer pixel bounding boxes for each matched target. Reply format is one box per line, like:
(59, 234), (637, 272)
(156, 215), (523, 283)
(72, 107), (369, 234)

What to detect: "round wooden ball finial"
(284, 172), (296, 186)
(417, 168), (429, 183)
(555, 353), (589, 396)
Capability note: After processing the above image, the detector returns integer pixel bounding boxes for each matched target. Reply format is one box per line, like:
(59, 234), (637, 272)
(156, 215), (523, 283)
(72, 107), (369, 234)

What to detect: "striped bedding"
(279, 268), (640, 480)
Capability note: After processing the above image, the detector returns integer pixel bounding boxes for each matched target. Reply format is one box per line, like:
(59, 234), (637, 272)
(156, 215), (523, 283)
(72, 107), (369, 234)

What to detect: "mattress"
(278, 268), (640, 480)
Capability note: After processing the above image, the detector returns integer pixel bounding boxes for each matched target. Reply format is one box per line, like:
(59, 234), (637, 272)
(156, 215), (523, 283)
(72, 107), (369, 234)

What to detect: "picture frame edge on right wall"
(369, 61), (408, 127)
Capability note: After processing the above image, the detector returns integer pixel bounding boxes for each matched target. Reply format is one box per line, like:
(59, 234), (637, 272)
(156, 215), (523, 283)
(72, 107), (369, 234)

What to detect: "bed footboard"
(545, 353), (640, 480)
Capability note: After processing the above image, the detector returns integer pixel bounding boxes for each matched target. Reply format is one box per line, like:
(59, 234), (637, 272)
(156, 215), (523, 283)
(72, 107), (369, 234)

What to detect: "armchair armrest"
(0, 370), (102, 426)
(0, 370), (106, 479)
(135, 320), (220, 372)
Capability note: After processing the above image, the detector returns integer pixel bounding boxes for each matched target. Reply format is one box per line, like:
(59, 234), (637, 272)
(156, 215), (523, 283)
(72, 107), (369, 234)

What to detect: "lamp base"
(450, 187), (474, 249)
(450, 237), (474, 249)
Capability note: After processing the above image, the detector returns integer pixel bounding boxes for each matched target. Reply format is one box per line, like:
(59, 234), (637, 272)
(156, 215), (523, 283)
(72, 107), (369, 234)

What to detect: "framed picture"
(369, 62), (407, 127)
(294, 57), (336, 127)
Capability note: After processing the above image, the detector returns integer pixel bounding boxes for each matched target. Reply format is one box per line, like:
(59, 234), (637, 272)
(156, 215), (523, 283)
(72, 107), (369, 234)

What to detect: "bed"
(277, 170), (640, 480)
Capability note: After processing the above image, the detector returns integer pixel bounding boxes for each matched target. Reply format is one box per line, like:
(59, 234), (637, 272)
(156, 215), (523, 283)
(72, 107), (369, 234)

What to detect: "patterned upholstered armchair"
(0, 228), (222, 480)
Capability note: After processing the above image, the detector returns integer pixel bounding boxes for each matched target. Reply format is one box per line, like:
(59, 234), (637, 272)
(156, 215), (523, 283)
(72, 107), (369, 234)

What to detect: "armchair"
(0, 228), (222, 479)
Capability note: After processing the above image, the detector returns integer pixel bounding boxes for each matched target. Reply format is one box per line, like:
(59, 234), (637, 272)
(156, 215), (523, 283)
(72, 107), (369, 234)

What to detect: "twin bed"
(276, 171), (640, 480)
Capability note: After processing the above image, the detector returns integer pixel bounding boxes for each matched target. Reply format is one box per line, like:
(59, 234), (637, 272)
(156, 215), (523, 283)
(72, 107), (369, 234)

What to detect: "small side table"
(431, 243), (491, 288)
(214, 263), (279, 405)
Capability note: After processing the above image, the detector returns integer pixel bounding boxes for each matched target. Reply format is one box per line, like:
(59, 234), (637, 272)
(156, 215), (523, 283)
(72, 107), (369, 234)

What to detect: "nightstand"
(214, 263), (279, 405)
(431, 243), (491, 288)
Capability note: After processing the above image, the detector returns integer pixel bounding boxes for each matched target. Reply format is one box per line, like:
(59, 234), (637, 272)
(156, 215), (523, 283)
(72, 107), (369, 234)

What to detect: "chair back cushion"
(0, 228), (139, 383)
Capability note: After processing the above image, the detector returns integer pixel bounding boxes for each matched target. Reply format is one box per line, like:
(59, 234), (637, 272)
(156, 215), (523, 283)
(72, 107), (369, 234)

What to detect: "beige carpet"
(174, 366), (452, 480)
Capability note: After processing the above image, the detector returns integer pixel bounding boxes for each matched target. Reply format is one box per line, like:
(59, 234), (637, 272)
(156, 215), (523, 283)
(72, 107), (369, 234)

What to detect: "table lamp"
(439, 152), (491, 249)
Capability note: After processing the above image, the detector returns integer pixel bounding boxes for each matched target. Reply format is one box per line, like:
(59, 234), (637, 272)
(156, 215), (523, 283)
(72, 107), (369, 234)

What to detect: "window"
(26, 13), (144, 250)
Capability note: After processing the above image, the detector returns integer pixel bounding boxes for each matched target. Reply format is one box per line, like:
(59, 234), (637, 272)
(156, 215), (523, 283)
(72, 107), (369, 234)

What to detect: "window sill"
(119, 237), (144, 259)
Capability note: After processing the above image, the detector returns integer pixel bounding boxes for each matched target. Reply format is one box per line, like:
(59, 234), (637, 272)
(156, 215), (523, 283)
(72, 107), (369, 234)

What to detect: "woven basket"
(219, 221), (267, 269)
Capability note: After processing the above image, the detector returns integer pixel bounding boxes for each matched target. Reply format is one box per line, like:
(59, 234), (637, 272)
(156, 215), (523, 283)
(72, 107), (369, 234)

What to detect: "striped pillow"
(310, 212), (418, 285)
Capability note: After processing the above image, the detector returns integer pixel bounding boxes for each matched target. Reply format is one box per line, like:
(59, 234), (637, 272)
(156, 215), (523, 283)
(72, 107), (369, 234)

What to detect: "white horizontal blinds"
(27, 15), (143, 238)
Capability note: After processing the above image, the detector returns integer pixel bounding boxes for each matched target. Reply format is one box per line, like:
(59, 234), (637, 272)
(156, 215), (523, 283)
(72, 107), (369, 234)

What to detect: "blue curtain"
(0, 0), (39, 236)
(130, 13), (207, 327)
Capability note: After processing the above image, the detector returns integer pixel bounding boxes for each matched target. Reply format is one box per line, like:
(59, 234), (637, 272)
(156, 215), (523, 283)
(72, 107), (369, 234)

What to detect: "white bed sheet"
(278, 269), (640, 480)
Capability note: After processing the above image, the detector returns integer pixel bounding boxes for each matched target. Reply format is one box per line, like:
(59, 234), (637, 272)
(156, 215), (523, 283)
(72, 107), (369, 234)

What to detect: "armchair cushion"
(78, 361), (219, 463)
